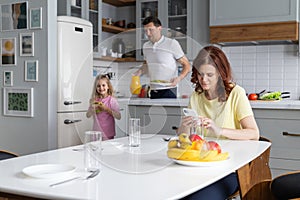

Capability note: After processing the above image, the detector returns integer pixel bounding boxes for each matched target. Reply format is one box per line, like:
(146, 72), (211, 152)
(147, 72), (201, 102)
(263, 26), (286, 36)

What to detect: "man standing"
(134, 16), (190, 99)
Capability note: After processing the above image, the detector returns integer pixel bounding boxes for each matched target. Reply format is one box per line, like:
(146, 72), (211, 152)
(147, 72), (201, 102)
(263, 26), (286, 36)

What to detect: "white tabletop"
(0, 135), (270, 200)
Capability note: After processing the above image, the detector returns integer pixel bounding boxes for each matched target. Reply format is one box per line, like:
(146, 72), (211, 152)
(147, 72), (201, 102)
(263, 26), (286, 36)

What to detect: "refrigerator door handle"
(64, 119), (82, 124)
(64, 101), (82, 105)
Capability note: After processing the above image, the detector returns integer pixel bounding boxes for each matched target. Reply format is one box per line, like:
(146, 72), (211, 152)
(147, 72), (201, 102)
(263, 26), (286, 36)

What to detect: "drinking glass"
(128, 118), (141, 147)
(84, 131), (102, 172)
(190, 117), (204, 139)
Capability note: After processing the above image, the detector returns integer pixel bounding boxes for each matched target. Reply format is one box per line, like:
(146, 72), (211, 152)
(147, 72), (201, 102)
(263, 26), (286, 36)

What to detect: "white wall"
(223, 44), (300, 100)
(0, 0), (57, 155)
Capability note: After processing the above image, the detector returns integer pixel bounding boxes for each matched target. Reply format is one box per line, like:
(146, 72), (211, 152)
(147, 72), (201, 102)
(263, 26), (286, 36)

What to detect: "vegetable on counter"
(260, 91), (282, 100)
(248, 93), (258, 100)
(248, 91), (290, 101)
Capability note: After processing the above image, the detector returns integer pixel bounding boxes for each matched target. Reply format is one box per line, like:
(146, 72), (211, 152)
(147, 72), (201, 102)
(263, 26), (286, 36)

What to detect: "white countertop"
(0, 135), (270, 200)
(118, 98), (300, 110)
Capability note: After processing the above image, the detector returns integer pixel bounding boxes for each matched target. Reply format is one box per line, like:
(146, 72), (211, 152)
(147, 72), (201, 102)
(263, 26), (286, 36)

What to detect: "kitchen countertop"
(117, 98), (300, 110)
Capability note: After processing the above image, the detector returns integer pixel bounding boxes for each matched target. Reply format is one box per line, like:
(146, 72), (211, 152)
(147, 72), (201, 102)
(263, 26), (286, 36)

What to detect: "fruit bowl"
(167, 133), (229, 163)
(172, 158), (230, 167)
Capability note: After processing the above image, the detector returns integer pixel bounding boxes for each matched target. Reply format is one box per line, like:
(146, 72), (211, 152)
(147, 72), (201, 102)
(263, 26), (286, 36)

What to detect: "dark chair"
(270, 170), (300, 200)
(0, 150), (18, 160)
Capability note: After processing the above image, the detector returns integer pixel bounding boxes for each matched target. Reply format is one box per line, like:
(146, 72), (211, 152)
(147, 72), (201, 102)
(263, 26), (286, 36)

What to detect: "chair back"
(236, 136), (272, 199)
(270, 170), (300, 200)
(0, 150), (18, 161)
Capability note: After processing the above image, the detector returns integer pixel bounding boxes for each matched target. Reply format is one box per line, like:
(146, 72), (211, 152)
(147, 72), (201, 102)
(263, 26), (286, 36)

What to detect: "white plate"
(109, 142), (124, 148)
(150, 82), (172, 87)
(22, 164), (76, 179)
(172, 158), (230, 167)
(103, 142), (124, 148)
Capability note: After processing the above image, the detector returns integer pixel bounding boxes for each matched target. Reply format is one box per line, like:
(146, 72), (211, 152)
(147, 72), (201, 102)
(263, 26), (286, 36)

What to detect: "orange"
(191, 141), (203, 151)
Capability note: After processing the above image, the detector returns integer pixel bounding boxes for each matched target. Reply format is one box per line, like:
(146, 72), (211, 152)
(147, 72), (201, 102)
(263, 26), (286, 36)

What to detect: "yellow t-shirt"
(188, 85), (253, 136)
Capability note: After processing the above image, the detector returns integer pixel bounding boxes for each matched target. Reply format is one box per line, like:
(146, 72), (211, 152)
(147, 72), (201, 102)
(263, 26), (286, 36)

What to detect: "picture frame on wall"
(1, 2), (28, 31)
(20, 32), (34, 56)
(30, 7), (42, 29)
(1, 38), (16, 66)
(3, 71), (13, 86)
(25, 60), (38, 82)
(3, 87), (34, 117)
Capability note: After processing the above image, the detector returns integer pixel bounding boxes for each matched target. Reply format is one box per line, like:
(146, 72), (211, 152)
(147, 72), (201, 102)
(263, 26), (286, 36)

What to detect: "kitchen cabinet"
(253, 109), (300, 177)
(103, 0), (135, 7)
(115, 100), (129, 138)
(136, 0), (159, 60)
(209, 0), (299, 44)
(128, 105), (183, 135)
(136, 0), (194, 60)
(102, 24), (133, 34)
(57, 0), (102, 56)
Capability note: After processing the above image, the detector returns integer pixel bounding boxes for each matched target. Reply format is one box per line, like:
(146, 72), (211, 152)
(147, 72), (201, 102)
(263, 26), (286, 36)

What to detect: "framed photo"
(1, 2), (28, 31)
(30, 7), (42, 29)
(25, 60), (38, 82)
(3, 71), (13, 86)
(20, 32), (34, 56)
(1, 38), (16, 66)
(3, 87), (34, 117)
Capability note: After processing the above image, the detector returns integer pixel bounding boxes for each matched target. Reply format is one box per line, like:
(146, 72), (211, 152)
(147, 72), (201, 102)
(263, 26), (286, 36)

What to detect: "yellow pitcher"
(130, 76), (141, 95)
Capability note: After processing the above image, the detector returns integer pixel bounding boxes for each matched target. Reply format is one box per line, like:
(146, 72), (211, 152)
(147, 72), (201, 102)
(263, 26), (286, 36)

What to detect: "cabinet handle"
(64, 119), (82, 124)
(64, 101), (82, 105)
(120, 108), (124, 111)
(282, 131), (300, 137)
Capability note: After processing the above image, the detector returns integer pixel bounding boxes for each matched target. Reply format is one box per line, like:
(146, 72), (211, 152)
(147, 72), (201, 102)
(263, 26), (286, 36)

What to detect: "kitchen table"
(0, 135), (270, 200)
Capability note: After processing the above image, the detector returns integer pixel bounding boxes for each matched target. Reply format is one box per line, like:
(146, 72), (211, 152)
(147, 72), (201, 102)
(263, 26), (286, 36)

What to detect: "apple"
(207, 141), (221, 153)
(189, 134), (203, 142)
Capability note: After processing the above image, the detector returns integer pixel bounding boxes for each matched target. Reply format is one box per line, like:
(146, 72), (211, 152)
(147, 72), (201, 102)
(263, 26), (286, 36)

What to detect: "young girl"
(86, 74), (121, 140)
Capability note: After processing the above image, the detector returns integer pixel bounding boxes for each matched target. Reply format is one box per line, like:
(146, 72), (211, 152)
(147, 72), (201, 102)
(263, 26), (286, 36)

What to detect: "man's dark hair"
(142, 16), (162, 27)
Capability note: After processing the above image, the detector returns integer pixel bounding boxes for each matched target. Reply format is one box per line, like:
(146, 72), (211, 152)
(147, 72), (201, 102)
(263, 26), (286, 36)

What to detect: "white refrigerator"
(57, 16), (94, 148)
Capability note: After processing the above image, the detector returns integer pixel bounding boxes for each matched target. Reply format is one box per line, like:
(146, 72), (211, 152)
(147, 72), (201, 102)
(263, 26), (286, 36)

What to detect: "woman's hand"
(181, 116), (196, 127)
(202, 117), (222, 136)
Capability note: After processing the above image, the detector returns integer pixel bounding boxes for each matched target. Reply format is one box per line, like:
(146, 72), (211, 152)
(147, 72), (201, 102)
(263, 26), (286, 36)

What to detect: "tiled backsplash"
(223, 44), (300, 100)
(94, 44), (300, 99)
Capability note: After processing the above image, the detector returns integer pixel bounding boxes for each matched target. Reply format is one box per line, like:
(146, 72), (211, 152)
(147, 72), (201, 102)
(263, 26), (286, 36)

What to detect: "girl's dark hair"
(191, 46), (235, 102)
(142, 16), (162, 27)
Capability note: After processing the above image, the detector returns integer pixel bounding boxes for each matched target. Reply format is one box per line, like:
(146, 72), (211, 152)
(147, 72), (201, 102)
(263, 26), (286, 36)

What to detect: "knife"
(49, 169), (100, 187)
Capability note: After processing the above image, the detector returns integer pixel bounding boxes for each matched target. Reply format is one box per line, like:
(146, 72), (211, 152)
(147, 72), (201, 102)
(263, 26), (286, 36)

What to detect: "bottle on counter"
(112, 38), (125, 56)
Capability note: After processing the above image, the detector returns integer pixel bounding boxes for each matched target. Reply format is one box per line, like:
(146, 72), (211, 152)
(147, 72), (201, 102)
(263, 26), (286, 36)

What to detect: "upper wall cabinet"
(58, 0), (101, 56)
(209, 0), (299, 44)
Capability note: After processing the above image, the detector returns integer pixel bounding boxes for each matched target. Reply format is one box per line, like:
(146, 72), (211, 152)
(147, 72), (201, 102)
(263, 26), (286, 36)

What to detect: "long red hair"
(191, 46), (235, 102)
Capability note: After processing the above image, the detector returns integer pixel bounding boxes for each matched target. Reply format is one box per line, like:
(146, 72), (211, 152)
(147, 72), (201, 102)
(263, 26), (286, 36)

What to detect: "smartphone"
(182, 108), (198, 117)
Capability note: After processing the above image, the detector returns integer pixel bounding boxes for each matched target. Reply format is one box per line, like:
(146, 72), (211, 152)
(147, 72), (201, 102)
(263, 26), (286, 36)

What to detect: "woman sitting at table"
(178, 45), (260, 200)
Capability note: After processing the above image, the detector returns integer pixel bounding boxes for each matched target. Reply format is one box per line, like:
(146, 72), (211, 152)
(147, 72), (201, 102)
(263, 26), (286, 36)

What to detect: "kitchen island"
(0, 135), (270, 200)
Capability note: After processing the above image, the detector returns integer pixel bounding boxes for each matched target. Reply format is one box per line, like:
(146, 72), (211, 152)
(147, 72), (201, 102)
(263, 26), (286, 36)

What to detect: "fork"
(49, 169), (100, 187)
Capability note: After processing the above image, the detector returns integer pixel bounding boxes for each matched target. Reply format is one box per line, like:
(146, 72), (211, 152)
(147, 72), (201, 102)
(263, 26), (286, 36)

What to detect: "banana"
(168, 140), (179, 149)
(208, 152), (229, 161)
(200, 150), (219, 161)
(167, 148), (201, 161)
(168, 133), (229, 162)
(179, 142), (192, 149)
(178, 133), (191, 144)
(168, 148), (229, 161)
